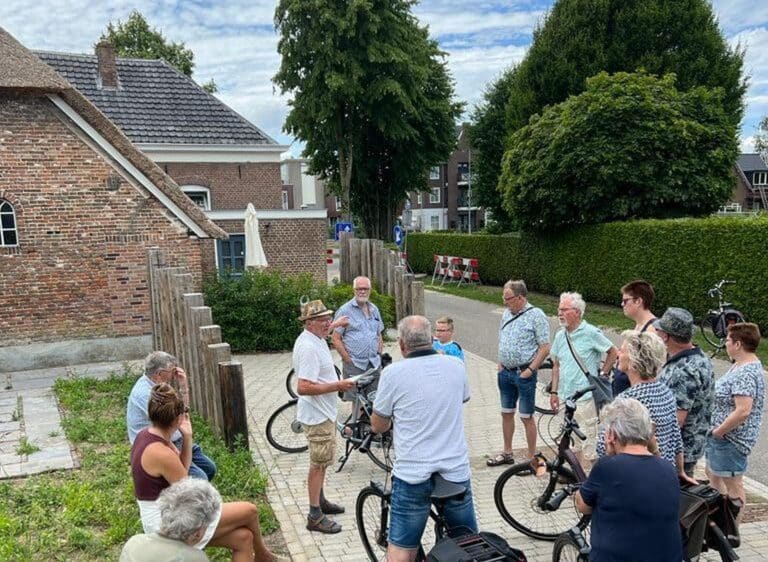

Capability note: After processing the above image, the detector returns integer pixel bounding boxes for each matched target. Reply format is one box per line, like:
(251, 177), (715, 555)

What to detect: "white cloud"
(741, 135), (756, 152)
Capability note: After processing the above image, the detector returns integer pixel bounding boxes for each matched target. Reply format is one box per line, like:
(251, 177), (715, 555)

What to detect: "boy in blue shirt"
(433, 316), (465, 361)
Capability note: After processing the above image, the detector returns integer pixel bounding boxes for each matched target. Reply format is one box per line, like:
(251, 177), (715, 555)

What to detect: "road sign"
(335, 222), (353, 241)
(394, 225), (404, 247)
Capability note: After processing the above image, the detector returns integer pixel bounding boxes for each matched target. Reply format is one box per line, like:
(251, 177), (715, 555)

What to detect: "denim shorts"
(706, 435), (748, 477)
(388, 475), (477, 549)
(497, 367), (537, 416)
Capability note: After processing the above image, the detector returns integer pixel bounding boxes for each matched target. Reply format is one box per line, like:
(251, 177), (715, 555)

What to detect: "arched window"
(0, 200), (18, 246)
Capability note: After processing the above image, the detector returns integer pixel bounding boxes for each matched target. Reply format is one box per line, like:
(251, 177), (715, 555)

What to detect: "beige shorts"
(572, 399), (599, 461)
(305, 419), (336, 468)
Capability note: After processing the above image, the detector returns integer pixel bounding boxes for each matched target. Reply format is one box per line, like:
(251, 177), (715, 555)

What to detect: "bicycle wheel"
(356, 486), (389, 562)
(265, 400), (308, 453)
(365, 430), (393, 472)
(494, 460), (590, 541)
(700, 314), (724, 350)
(288, 365), (342, 399)
(535, 362), (557, 415)
(552, 531), (589, 562)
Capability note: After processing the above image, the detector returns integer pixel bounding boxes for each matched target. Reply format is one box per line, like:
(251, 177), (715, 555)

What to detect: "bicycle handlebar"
(358, 432), (374, 454)
(569, 385), (596, 403)
(544, 483), (580, 512)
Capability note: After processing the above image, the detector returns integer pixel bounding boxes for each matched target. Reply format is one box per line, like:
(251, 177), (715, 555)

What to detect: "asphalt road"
(424, 289), (768, 486)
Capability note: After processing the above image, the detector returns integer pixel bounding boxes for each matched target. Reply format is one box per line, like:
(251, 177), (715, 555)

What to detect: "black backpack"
(427, 532), (527, 562)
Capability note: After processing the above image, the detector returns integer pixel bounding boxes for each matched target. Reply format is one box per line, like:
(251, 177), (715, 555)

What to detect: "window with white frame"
(430, 215), (440, 230)
(0, 200), (17, 246)
(281, 191), (289, 210)
(429, 166), (440, 180)
(181, 186), (211, 210)
(754, 172), (768, 186)
(417, 193), (422, 205)
(429, 187), (440, 204)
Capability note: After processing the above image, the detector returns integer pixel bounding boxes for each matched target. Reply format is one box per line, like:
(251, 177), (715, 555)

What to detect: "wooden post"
(172, 273), (194, 383)
(219, 361), (249, 451)
(371, 240), (379, 291)
(183, 294), (205, 414)
(350, 239), (361, 281)
(207, 342), (231, 437)
(147, 247), (166, 351)
(159, 267), (185, 357)
(412, 281), (425, 316)
(403, 273), (414, 317)
(198, 324), (221, 427)
(394, 266), (405, 321)
(388, 252), (398, 297)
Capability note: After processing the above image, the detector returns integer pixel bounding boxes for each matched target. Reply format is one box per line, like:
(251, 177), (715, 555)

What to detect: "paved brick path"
(242, 347), (768, 561)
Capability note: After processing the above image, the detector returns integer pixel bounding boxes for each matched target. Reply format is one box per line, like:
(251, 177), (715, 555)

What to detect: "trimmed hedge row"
(407, 216), (768, 331)
(203, 269), (395, 352)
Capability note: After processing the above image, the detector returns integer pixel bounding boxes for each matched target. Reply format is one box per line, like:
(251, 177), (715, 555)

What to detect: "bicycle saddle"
(431, 473), (467, 500)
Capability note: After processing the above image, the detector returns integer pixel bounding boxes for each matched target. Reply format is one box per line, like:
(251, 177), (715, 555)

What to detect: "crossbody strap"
(501, 306), (533, 331)
(564, 330), (591, 381)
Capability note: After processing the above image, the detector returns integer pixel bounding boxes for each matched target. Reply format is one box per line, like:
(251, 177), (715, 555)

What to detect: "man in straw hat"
(294, 299), (356, 534)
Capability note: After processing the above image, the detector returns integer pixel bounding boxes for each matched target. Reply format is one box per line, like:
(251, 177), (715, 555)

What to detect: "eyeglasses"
(557, 307), (577, 313)
(354, 287), (371, 292)
(620, 297), (637, 306)
(435, 328), (452, 332)
(503, 295), (519, 302)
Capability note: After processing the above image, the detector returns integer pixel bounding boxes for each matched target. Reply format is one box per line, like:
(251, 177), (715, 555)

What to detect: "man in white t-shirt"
(294, 299), (356, 534)
(372, 315), (477, 562)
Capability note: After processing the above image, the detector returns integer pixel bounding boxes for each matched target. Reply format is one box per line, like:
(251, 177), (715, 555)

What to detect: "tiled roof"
(737, 153), (768, 173)
(36, 51), (275, 146)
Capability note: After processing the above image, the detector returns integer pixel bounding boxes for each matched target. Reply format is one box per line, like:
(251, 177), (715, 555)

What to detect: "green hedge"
(203, 269), (395, 352)
(407, 216), (768, 330)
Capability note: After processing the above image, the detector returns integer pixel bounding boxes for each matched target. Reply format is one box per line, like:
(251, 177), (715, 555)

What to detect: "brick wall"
(0, 94), (204, 346)
(163, 162), (282, 210)
(204, 218), (326, 283)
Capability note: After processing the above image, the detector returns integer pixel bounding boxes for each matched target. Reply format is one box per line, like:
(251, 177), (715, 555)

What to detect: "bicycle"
(285, 364), (341, 399)
(699, 279), (746, 356)
(494, 386), (594, 541)
(264, 367), (393, 471)
(356, 473), (473, 561)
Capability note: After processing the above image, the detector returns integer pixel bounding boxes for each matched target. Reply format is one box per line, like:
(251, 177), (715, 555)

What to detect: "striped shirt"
(334, 298), (384, 370)
(597, 380), (684, 465)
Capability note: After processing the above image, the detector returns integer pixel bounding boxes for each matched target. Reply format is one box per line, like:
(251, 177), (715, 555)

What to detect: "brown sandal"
(486, 452), (514, 466)
(306, 514), (342, 534)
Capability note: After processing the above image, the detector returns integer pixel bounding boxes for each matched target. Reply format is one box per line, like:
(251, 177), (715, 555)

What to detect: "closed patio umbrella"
(244, 203), (268, 269)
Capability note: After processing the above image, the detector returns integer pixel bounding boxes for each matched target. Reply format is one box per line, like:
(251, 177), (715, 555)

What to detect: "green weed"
(15, 438), (39, 456)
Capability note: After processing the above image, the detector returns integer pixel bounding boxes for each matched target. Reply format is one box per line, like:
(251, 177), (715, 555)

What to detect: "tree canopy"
(273, 0), (462, 238)
(100, 10), (217, 93)
(499, 72), (738, 231)
(755, 116), (768, 160)
(472, 0), (746, 229)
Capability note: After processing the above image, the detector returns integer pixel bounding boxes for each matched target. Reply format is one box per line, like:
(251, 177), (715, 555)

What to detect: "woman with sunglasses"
(130, 383), (283, 562)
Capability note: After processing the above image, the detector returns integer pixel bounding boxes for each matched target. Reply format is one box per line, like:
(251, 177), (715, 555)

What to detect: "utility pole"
(468, 146), (472, 234)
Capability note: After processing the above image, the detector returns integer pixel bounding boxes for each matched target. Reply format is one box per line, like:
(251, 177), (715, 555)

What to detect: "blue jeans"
(497, 367), (537, 416)
(706, 435), (748, 477)
(388, 475), (477, 549)
(184, 442), (217, 481)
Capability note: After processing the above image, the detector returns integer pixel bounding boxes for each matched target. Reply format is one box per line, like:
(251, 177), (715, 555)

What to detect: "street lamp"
(468, 147), (472, 234)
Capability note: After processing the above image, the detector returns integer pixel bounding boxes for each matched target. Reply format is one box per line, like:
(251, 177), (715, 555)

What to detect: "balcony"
(457, 170), (474, 185)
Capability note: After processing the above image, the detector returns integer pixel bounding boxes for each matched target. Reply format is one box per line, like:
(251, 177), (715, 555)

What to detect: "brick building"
(37, 43), (326, 282)
(0, 28), (227, 369)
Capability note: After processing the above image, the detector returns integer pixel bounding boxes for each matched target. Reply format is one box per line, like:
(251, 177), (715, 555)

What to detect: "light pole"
(468, 147), (472, 234)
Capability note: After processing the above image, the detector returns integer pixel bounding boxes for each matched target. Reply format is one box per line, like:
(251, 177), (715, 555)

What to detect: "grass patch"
(427, 284), (768, 363)
(0, 367), (277, 561)
(15, 438), (39, 457)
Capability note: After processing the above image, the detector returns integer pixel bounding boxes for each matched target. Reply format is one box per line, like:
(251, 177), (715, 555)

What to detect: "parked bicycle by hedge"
(700, 280), (746, 356)
(265, 367), (393, 471)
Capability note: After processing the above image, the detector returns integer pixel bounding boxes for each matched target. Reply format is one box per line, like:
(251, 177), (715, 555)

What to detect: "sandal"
(306, 514), (342, 534)
(486, 452), (514, 466)
(516, 457), (547, 477)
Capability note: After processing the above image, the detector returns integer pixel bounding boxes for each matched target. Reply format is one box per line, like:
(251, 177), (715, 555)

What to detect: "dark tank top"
(612, 318), (655, 395)
(131, 428), (173, 501)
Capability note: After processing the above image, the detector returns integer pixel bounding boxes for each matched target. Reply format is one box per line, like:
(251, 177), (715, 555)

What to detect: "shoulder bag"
(564, 330), (613, 411)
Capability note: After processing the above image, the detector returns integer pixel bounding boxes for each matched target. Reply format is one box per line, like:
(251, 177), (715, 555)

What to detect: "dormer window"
(0, 200), (18, 246)
(754, 172), (768, 186)
(181, 186), (211, 210)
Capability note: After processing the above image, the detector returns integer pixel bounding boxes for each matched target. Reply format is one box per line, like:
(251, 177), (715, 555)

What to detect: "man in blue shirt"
(126, 351), (216, 481)
(332, 276), (385, 401)
(433, 316), (465, 361)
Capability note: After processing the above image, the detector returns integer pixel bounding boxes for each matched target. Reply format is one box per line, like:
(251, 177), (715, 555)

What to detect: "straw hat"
(299, 299), (334, 321)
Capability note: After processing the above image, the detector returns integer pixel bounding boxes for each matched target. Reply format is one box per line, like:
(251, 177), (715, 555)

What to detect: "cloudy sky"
(2, 1), (766, 154)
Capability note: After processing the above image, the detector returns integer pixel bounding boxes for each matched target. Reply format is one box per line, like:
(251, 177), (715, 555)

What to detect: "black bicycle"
(356, 473), (472, 561)
(265, 368), (393, 471)
(285, 364), (341, 399)
(494, 386), (594, 541)
(700, 279), (746, 355)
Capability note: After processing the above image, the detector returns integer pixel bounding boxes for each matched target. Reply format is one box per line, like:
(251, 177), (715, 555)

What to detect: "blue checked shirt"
(498, 304), (550, 368)
(334, 298), (385, 370)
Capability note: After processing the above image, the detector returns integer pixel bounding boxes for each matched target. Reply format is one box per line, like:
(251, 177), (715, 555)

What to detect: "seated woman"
(576, 397), (682, 562)
(596, 330), (693, 481)
(130, 383), (280, 562)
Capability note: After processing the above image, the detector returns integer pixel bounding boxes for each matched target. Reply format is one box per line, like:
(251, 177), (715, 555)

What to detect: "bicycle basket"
(427, 532), (527, 562)
(714, 309), (746, 339)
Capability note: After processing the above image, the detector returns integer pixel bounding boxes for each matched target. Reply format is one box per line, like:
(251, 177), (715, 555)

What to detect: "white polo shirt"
(294, 329), (338, 425)
(373, 349), (471, 484)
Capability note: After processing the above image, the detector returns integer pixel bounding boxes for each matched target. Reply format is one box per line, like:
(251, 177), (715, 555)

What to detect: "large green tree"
(100, 10), (217, 93)
(755, 116), (768, 160)
(473, 0), (746, 229)
(499, 72), (738, 230)
(273, 0), (462, 238)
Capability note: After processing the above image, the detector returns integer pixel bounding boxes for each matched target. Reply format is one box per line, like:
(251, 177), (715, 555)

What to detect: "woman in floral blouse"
(707, 323), (765, 518)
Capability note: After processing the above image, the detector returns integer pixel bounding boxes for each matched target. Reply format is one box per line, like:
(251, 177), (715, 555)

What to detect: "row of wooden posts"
(147, 248), (248, 451)
(338, 232), (425, 320)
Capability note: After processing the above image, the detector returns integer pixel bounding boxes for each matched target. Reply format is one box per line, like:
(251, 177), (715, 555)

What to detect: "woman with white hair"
(576, 398), (682, 561)
(120, 478), (221, 561)
(595, 331), (693, 482)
